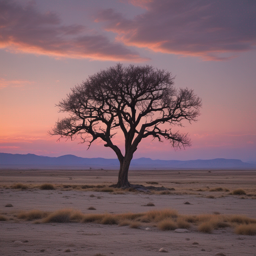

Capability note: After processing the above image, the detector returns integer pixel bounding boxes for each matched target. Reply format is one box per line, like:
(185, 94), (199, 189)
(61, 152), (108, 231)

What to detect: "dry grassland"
(0, 208), (253, 235)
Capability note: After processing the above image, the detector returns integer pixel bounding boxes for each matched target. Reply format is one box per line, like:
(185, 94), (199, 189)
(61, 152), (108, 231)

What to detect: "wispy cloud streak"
(97, 0), (256, 60)
(0, 78), (34, 89)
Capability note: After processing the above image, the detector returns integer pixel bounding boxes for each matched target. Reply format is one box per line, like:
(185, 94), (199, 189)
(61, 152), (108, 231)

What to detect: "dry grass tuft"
(12, 183), (28, 190)
(118, 220), (132, 226)
(232, 189), (246, 195)
(177, 217), (190, 229)
(146, 182), (158, 185)
(145, 209), (178, 222)
(7, 206), (256, 235)
(235, 224), (256, 235)
(118, 212), (143, 221)
(129, 221), (140, 229)
(158, 219), (177, 231)
(0, 215), (8, 221)
(82, 214), (103, 223)
(229, 215), (256, 224)
(101, 214), (118, 225)
(18, 210), (49, 221)
(42, 209), (83, 223)
(209, 187), (225, 192)
(198, 222), (213, 233)
(40, 184), (55, 190)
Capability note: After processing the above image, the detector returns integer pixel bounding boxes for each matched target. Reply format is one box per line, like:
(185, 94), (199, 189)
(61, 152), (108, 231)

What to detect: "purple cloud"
(0, 0), (146, 61)
(97, 0), (256, 60)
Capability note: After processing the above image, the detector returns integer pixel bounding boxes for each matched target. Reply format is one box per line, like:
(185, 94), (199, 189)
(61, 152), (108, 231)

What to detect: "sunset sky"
(1, 0), (256, 161)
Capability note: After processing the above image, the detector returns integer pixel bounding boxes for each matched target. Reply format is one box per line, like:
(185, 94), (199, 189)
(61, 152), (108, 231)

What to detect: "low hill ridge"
(0, 153), (255, 170)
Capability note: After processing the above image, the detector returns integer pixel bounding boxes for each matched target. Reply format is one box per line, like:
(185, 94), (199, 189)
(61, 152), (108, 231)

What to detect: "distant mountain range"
(0, 153), (255, 170)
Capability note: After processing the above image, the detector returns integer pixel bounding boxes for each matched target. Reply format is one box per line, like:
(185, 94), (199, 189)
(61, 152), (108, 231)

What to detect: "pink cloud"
(97, 0), (256, 60)
(0, 78), (34, 89)
(0, 0), (147, 61)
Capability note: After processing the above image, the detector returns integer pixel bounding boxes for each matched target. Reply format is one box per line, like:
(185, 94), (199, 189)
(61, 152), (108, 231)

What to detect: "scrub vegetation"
(9, 208), (256, 235)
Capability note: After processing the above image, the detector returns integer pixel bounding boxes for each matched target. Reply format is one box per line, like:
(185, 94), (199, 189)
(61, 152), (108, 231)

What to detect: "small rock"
(65, 249), (71, 252)
(184, 202), (191, 205)
(174, 228), (189, 233)
(159, 248), (168, 252)
(201, 249), (205, 251)
(13, 241), (23, 245)
(215, 253), (226, 256)
(5, 204), (13, 207)
(145, 227), (151, 231)
(192, 242), (199, 245)
(40, 249), (45, 252)
(185, 238), (190, 241)
(23, 240), (29, 243)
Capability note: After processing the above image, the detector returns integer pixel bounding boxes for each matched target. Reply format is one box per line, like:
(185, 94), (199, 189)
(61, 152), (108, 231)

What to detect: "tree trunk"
(116, 154), (132, 188)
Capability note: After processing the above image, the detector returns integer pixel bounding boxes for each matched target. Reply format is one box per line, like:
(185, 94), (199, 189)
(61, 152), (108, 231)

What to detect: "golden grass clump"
(12, 183), (28, 190)
(177, 217), (190, 229)
(42, 209), (83, 223)
(18, 210), (49, 221)
(145, 209), (178, 222)
(129, 221), (141, 229)
(198, 222), (213, 233)
(235, 224), (256, 235)
(158, 219), (177, 231)
(232, 189), (246, 195)
(118, 220), (132, 226)
(82, 214), (103, 223)
(118, 212), (143, 221)
(229, 215), (256, 225)
(40, 184), (55, 190)
(100, 214), (118, 225)
(208, 216), (230, 229)
(0, 215), (8, 221)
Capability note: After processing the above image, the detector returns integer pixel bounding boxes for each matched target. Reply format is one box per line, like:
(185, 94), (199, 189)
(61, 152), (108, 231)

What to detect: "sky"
(0, 0), (256, 161)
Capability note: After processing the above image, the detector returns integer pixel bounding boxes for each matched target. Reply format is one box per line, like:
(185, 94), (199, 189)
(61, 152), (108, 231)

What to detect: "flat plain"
(1, 168), (256, 256)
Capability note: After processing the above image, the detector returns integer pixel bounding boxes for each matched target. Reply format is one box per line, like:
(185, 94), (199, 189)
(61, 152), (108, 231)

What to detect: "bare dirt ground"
(1, 169), (256, 256)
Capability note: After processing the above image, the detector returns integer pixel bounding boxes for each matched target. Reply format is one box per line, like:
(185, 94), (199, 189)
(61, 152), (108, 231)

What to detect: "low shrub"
(235, 224), (256, 235)
(40, 184), (55, 190)
(177, 217), (190, 229)
(158, 219), (177, 231)
(18, 210), (49, 220)
(232, 189), (246, 195)
(42, 209), (83, 223)
(100, 214), (118, 225)
(129, 221), (140, 229)
(12, 183), (28, 190)
(198, 222), (213, 233)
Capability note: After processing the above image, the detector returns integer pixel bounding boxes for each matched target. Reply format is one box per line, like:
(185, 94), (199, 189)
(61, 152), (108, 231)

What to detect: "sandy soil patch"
(1, 169), (256, 255)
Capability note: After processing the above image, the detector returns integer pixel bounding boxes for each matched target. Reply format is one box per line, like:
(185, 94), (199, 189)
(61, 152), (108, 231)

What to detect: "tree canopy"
(52, 64), (202, 187)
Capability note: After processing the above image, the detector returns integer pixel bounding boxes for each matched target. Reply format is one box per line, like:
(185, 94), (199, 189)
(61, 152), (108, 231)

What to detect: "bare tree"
(51, 64), (202, 187)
